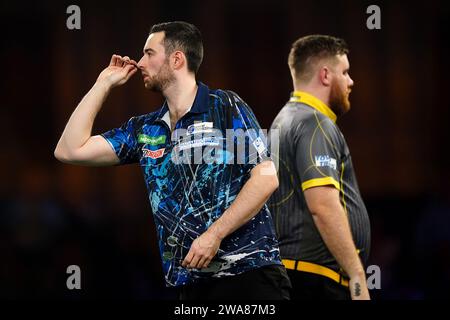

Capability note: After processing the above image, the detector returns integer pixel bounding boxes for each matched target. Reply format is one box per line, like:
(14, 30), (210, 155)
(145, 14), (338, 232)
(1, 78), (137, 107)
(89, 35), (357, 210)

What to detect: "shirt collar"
(189, 81), (210, 114)
(160, 106), (192, 128)
(155, 81), (210, 123)
(289, 90), (337, 123)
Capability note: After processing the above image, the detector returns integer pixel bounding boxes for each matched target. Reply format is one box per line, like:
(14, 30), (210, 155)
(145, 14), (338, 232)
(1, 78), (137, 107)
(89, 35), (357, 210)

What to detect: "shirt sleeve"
(227, 91), (272, 168)
(294, 113), (343, 191)
(101, 117), (139, 165)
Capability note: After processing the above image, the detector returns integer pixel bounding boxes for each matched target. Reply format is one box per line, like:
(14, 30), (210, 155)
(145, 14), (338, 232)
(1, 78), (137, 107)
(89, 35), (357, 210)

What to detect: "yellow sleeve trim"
(301, 177), (341, 191)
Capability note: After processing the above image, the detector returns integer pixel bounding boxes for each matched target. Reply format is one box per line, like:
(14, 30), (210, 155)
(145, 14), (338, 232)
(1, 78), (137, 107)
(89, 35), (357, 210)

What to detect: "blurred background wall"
(1, 0), (449, 299)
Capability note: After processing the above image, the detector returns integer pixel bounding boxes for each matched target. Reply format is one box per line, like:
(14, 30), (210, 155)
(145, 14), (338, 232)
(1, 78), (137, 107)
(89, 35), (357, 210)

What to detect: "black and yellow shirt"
(269, 91), (370, 272)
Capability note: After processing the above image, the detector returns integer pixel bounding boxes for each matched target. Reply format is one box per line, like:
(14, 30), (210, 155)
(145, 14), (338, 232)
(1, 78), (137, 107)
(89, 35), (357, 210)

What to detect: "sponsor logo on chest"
(138, 134), (166, 146)
(186, 122), (213, 135)
(142, 148), (165, 159)
(176, 137), (220, 151)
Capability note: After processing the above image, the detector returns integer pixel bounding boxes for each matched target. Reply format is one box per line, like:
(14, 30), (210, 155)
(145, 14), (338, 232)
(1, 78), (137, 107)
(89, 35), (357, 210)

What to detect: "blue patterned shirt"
(101, 82), (281, 287)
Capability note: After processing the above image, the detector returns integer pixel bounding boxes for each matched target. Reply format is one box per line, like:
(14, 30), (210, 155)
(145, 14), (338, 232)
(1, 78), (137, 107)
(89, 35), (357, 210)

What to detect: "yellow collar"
(289, 91), (337, 123)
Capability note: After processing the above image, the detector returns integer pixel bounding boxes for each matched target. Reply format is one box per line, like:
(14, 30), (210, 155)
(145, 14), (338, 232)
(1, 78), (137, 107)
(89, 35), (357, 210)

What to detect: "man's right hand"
(96, 54), (139, 89)
(54, 54), (139, 167)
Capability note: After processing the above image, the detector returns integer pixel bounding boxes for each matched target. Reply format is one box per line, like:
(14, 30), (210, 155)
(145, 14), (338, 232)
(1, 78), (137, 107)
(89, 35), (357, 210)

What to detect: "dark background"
(1, 0), (449, 299)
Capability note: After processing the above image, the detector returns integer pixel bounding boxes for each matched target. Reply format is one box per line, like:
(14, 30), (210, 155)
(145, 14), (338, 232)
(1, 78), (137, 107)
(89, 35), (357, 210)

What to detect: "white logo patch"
(187, 122), (213, 135)
(252, 137), (267, 154)
(315, 155), (337, 170)
(177, 137), (220, 151)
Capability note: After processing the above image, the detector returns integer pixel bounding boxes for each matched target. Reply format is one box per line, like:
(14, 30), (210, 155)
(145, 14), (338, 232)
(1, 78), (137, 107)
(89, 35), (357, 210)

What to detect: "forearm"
(55, 81), (111, 155)
(312, 206), (365, 279)
(208, 161), (278, 240)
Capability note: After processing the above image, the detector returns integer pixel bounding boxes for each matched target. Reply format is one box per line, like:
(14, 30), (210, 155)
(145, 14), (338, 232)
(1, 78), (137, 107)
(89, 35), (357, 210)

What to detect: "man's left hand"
(182, 230), (222, 269)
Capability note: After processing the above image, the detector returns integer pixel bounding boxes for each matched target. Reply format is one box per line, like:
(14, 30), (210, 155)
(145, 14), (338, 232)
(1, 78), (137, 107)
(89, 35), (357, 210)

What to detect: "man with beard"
(54, 21), (291, 300)
(269, 35), (371, 300)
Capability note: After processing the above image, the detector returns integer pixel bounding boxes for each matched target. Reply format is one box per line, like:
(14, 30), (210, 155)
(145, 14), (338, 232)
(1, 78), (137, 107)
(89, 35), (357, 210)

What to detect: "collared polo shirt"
(269, 90), (371, 272)
(102, 82), (281, 287)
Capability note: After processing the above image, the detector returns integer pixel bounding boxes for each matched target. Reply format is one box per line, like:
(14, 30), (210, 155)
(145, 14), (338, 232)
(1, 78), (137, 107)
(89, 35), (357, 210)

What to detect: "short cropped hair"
(288, 35), (349, 82)
(150, 21), (204, 74)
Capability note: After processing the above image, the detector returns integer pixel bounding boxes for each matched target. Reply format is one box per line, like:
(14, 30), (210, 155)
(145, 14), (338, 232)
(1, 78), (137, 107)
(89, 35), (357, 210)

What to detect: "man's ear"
(319, 66), (332, 87)
(171, 51), (185, 70)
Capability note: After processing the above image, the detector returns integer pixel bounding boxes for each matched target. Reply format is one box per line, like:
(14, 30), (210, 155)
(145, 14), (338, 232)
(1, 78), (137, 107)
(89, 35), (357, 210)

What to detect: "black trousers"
(287, 269), (351, 300)
(179, 265), (292, 300)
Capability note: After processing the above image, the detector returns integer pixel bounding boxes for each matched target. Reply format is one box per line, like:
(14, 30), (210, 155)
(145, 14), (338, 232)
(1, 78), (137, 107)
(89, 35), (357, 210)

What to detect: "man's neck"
(294, 83), (330, 107)
(163, 77), (198, 127)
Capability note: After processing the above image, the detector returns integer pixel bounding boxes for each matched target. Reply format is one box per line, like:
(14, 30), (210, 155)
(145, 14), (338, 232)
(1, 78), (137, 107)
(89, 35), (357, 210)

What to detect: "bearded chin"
(146, 79), (164, 92)
(146, 76), (170, 92)
(329, 82), (350, 116)
(145, 65), (175, 92)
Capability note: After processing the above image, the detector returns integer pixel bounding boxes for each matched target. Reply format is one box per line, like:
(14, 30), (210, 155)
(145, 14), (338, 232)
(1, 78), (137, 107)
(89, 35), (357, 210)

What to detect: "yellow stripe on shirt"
(301, 176), (341, 191)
